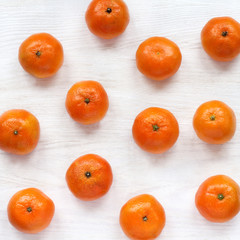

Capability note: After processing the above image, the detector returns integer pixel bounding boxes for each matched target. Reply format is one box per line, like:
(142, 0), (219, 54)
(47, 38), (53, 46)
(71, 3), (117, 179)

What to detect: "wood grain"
(0, 0), (240, 239)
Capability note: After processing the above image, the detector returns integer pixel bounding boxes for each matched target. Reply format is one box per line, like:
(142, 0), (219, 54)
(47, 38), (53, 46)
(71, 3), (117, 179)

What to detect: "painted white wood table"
(0, 0), (240, 239)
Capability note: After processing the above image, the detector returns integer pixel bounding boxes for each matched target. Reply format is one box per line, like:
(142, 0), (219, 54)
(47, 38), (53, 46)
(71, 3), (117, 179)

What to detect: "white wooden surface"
(0, 0), (240, 239)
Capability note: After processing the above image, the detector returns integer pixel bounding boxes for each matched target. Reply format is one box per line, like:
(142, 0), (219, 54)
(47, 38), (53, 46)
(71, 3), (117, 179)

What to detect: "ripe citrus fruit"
(136, 37), (182, 81)
(132, 107), (179, 154)
(120, 194), (166, 240)
(66, 154), (113, 201)
(19, 33), (64, 78)
(85, 0), (130, 39)
(0, 109), (40, 155)
(193, 100), (236, 144)
(201, 17), (240, 61)
(8, 188), (55, 234)
(65, 81), (109, 125)
(195, 175), (240, 223)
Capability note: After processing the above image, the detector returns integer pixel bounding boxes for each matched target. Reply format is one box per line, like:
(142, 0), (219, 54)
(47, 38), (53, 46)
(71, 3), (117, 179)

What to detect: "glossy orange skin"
(193, 100), (236, 144)
(65, 81), (109, 125)
(201, 17), (240, 61)
(19, 33), (64, 78)
(0, 109), (40, 155)
(120, 194), (166, 240)
(136, 37), (182, 81)
(85, 0), (130, 39)
(66, 154), (113, 201)
(195, 175), (240, 223)
(132, 107), (179, 154)
(8, 188), (55, 234)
